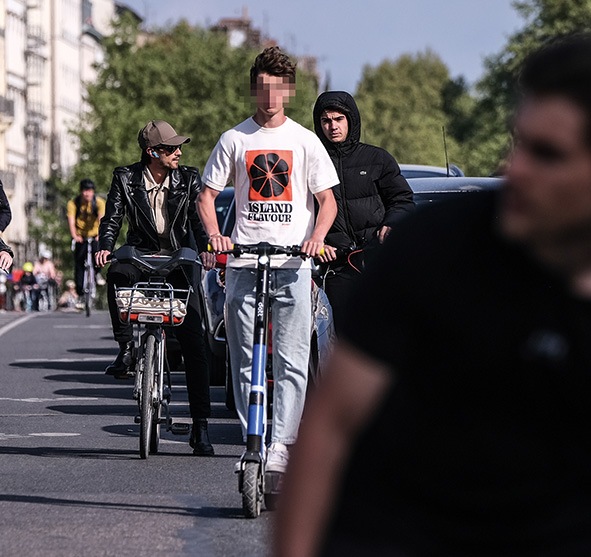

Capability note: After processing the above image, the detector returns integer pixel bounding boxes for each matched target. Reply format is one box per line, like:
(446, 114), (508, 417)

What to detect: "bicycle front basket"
(115, 283), (191, 326)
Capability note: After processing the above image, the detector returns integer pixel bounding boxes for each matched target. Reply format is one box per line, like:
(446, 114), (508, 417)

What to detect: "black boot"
(190, 419), (214, 456)
(105, 341), (135, 379)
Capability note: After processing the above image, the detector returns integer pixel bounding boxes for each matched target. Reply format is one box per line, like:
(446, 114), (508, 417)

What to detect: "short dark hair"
(79, 179), (95, 191)
(519, 33), (591, 142)
(250, 46), (296, 89)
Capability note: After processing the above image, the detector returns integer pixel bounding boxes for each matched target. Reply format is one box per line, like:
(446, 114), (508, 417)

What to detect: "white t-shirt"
(202, 116), (338, 268)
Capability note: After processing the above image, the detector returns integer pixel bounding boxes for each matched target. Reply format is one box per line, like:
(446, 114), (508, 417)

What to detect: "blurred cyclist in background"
(33, 250), (59, 310)
(67, 179), (106, 300)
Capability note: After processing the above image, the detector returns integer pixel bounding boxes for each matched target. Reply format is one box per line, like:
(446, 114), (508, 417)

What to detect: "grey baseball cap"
(138, 120), (190, 149)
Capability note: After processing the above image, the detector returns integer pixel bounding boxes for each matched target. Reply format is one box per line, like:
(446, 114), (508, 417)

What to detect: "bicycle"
(111, 246), (197, 459)
(36, 275), (58, 312)
(211, 241), (310, 518)
(82, 238), (96, 317)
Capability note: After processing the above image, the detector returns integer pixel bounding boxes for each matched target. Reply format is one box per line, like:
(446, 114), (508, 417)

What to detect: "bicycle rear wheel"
(139, 334), (157, 459)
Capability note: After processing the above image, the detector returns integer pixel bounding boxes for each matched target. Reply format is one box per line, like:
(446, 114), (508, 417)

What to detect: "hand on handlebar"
(301, 236), (326, 259)
(316, 244), (337, 263)
(207, 234), (233, 254)
(95, 250), (111, 268)
(0, 251), (12, 271)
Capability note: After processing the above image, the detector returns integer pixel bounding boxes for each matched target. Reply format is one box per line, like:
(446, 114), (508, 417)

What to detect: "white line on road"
(0, 397), (99, 402)
(0, 432), (81, 440)
(13, 357), (110, 363)
(53, 324), (110, 329)
(0, 313), (36, 339)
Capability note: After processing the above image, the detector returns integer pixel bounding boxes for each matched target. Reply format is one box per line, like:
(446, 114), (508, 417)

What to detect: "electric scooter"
(211, 241), (309, 518)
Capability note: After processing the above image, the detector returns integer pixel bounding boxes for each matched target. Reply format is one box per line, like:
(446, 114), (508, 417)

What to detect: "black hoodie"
(313, 91), (414, 254)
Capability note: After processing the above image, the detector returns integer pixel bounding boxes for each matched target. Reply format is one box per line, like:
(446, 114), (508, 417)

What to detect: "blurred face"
(320, 110), (349, 143)
(254, 72), (295, 117)
(501, 95), (591, 246)
(81, 188), (94, 202)
(151, 144), (183, 170)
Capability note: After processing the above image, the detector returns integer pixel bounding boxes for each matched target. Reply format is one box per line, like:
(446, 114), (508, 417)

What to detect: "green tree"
(53, 14), (318, 259)
(354, 50), (466, 170)
(470, 0), (591, 174)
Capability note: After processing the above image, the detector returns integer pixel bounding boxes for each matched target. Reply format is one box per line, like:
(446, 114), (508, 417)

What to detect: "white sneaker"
(266, 442), (289, 474)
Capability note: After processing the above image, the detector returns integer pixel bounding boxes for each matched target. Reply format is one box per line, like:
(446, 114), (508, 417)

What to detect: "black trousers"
(321, 262), (362, 336)
(107, 261), (211, 419)
(74, 239), (99, 297)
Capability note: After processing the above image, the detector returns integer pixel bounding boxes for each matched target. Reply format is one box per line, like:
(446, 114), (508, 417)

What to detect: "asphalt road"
(0, 310), (272, 557)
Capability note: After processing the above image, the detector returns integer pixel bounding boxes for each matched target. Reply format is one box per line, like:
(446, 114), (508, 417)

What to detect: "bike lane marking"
(0, 313), (36, 339)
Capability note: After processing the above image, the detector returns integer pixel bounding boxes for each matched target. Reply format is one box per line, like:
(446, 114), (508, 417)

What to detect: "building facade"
(1, 0), (117, 264)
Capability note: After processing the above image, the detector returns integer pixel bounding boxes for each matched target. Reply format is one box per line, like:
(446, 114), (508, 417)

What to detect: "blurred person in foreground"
(313, 91), (414, 333)
(96, 120), (215, 456)
(276, 34), (591, 556)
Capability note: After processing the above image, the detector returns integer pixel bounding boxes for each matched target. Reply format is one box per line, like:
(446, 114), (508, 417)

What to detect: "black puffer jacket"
(99, 162), (208, 254)
(313, 91), (414, 253)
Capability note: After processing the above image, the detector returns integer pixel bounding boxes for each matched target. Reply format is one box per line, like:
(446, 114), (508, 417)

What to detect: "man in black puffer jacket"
(96, 120), (215, 456)
(313, 91), (414, 332)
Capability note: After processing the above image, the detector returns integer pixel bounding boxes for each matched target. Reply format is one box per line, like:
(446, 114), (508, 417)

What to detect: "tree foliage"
(470, 0), (591, 174)
(70, 13), (319, 196)
(354, 50), (468, 170)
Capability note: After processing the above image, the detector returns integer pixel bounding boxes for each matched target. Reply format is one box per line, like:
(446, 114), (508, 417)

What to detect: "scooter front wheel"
(242, 461), (263, 518)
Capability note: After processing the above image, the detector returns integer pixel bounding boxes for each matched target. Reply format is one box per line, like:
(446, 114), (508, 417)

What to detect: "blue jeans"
(226, 267), (312, 445)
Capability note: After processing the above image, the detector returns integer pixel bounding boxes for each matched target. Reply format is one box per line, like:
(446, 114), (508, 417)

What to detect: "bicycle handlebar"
(109, 246), (200, 277)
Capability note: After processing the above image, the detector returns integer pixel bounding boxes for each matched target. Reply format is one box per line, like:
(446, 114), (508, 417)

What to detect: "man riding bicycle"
(67, 179), (106, 300)
(96, 120), (216, 456)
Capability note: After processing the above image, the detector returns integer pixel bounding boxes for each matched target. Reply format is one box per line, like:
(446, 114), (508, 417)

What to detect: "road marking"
(29, 433), (81, 437)
(54, 324), (110, 329)
(0, 397), (99, 402)
(0, 313), (36, 339)
(13, 357), (110, 363)
(0, 432), (81, 440)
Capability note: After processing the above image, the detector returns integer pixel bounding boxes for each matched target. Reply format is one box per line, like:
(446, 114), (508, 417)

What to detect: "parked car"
(408, 176), (503, 205)
(400, 163), (465, 179)
(200, 193), (335, 408)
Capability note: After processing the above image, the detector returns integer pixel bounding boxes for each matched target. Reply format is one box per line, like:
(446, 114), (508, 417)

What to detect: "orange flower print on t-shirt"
(246, 150), (293, 201)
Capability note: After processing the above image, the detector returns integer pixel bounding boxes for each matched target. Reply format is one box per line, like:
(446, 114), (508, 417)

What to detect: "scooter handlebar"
(208, 242), (324, 258)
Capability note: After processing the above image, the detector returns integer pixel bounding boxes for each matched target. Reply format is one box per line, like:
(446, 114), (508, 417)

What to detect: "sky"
(118, 0), (525, 94)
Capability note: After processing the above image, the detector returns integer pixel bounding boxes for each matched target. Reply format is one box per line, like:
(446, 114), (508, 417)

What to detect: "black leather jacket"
(99, 162), (208, 254)
(0, 182), (12, 233)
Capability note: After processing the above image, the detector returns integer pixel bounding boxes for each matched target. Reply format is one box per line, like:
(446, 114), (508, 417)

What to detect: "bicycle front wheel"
(139, 334), (157, 459)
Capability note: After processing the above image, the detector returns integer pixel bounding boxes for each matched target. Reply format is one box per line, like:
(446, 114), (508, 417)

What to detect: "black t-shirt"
(327, 191), (591, 556)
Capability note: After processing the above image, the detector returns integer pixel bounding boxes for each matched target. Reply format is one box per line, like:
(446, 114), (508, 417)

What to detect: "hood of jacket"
(313, 91), (361, 156)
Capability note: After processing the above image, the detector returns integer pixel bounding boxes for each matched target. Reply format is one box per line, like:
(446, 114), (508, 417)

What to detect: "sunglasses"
(157, 144), (183, 154)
